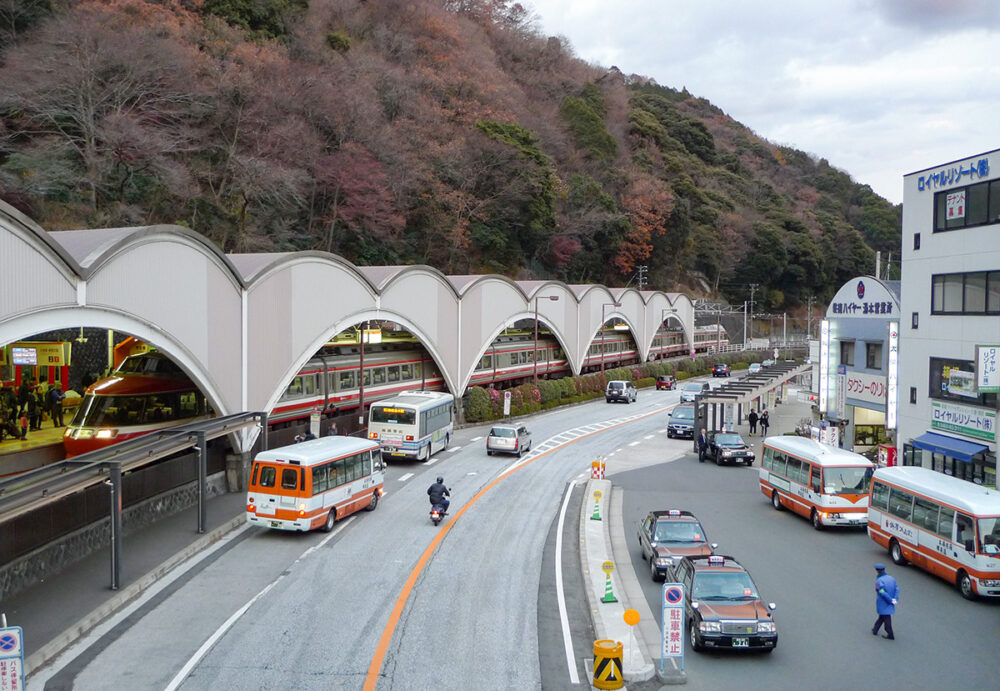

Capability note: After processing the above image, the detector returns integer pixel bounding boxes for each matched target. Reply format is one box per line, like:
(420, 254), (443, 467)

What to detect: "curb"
(25, 513), (246, 676)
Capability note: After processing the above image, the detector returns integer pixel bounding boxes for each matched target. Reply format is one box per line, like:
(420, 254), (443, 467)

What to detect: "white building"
(899, 148), (1000, 487)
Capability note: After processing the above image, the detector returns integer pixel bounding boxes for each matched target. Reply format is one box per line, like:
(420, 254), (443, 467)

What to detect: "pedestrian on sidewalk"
(760, 409), (770, 436)
(697, 428), (709, 462)
(747, 409), (758, 436)
(872, 563), (899, 640)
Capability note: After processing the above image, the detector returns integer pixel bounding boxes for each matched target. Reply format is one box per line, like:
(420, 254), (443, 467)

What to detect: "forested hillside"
(0, 0), (900, 311)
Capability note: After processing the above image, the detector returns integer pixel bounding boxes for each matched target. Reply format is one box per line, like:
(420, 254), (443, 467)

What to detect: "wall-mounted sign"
(836, 365), (846, 417)
(977, 345), (1000, 394)
(931, 400), (996, 442)
(947, 368), (977, 398)
(844, 371), (887, 406)
(886, 322), (898, 430)
(819, 320), (830, 413)
(917, 158), (990, 191)
(826, 277), (899, 319)
(945, 190), (966, 220)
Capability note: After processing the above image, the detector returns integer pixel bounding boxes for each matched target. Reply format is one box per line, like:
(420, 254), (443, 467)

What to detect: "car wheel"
(517, 446), (523, 457)
(889, 539), (907, 566)
(650, 558), (661, 582)
(639, 539), (646, 558)
(811, 509), (823, 530)
(957, 570), (977, 600)
(689, 620), (703, 652)
(771, 491), (782, 511)
(365, 492), (379, 512)
(487, 449), (494, 456)
(714, 453), (722, 466)
(320, 509), (336, 533)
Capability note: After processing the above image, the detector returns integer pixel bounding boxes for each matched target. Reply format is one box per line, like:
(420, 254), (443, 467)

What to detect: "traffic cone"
(601, 573), (618, 603)
(591, 496), (601, 521)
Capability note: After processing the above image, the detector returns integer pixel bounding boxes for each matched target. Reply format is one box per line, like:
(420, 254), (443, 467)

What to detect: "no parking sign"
(660, 583), (684, 672)
(0, 626), (25, 691)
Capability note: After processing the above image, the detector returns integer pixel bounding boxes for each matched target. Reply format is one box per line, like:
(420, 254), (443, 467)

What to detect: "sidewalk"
(2, 490), (247, 675)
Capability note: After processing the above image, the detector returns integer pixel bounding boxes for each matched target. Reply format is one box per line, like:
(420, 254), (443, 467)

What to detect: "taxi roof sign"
(667, 509), (681, 516)
(708, 555), (725, 566)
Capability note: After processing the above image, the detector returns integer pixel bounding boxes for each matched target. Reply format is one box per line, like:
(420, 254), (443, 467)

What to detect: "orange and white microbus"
(247, 436), (384, 532)
(759, 436), (874, 529)
(868, 466), (1000, 600)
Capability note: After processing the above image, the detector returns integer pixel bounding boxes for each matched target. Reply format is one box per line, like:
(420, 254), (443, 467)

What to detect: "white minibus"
(368, 390), (454, 461)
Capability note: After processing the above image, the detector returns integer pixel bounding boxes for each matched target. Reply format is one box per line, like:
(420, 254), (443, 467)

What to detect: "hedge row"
(462, 352), (764, 423)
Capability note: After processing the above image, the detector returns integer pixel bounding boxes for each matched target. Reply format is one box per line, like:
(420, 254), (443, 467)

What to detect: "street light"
(533, 294), (560, 383)
(600, 301), (622, 376)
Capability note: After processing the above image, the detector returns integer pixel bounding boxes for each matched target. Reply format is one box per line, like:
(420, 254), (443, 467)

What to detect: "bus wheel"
(811, 510), (823, 531)
(771, 491), (782, 511)
(366, 492), (379, 512)
(321, 509), (336, 533)
(957, 571), (977, 600)
(889, 539), (907, 566)
(420, 444), (429, 462)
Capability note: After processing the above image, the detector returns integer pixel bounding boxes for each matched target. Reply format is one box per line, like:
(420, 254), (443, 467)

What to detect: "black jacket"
(427, 482), (450, 505)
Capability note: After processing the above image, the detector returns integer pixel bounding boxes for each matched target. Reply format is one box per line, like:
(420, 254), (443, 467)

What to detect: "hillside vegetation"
(0, 0), (900, 311)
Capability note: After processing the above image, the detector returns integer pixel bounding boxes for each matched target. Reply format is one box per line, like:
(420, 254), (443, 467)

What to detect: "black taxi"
(637, 510), (714, 582)
(675, 555), (778, 653)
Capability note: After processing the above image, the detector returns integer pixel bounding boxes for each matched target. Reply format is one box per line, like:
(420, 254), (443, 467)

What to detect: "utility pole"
(806, 295), (815, 339)
(748, 284), (758, 342)
(742, 301), (747, 349)
(637, 265), (648, 291)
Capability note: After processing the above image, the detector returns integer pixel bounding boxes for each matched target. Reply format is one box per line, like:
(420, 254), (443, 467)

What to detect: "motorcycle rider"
(427, 476), (451, 515)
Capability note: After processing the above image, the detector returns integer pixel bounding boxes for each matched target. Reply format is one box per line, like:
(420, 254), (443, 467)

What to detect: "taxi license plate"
(732, 638), (749, 648)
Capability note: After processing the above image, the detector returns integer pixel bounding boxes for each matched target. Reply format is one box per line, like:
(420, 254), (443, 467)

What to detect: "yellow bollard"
(593, 639), (623, 690)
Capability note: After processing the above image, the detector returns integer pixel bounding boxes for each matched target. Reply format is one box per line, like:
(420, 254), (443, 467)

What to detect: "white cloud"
(525, 0), (999, 204)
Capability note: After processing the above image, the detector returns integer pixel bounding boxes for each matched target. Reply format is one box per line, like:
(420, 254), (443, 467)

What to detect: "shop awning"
(912, 431), (988, 463)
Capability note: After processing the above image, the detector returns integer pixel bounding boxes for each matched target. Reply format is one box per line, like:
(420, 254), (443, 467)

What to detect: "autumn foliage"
(0, 0), (900, 308)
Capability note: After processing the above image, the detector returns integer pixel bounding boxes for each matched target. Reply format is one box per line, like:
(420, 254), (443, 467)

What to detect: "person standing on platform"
(49, 385), (66, 427)
(19, 411), (29, 440)
(760, 409), (770, 437)
(747, 409), (758, 436)
(872, 564), (899, 640)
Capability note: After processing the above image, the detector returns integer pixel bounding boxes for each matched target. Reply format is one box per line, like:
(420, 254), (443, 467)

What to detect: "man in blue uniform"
(872, 563), (899, 640)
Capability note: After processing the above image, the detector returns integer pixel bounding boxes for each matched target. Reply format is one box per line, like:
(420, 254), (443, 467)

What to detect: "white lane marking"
(398, 473), (414, 482)
(614, 448), (623, 453)
(470, 436), (483, 441)
(628, 441), (640, 447)
(643, 435), (655, 440)
(447, 446), (462, 453)
(555, 480), (581, 685)
(164, 518), (355, 691)
(426, 457), (440, 465)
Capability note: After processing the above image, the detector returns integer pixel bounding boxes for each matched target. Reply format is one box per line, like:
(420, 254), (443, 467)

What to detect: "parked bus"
(759, 436), (875, 529)
(246, 436), (384, 532)
(367, 390), (455, 461)
(867, 466), (1000, 600)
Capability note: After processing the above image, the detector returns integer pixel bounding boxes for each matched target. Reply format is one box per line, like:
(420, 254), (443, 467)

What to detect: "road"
(35, 387), (682, 690)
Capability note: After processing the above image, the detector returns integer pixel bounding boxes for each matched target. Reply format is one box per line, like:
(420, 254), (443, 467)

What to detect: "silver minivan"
(486, 424), (532, 456)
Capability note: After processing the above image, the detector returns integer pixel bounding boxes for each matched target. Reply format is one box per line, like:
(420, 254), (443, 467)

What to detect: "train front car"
(63, 353), (211, 457)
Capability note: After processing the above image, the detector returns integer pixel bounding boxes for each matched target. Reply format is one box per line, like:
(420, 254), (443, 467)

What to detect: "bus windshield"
(823, 466), (873, 495)
(978, 517), (1000, 556)
(370, 406), (416, 425)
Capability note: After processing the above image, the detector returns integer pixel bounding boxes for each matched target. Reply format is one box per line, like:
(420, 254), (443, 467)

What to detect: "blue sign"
(0, 626), (25, 691)
(661, 582), (685, 672)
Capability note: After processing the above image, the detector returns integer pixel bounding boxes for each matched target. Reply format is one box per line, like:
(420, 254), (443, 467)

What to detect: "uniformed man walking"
(872, 563), (899, 640)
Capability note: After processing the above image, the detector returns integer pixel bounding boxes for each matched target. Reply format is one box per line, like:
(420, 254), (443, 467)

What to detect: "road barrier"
(591, 457), (606, 479)
(593, 639), (623, 689)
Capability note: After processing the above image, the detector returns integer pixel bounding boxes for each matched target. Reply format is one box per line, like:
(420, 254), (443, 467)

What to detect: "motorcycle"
(429, 492), (451, 526)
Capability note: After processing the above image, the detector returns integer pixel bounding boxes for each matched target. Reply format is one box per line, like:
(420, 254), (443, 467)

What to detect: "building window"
(911, 312), (918, 329)
(931, 271), (1000, 314)
(929, 357), (997, 408)
(913, 233), (920, 250)
(910, 387), (917, 404)
(865, 342), (883, 369)
(935, 178), (1000, 231)
(840, 341), (854, 367)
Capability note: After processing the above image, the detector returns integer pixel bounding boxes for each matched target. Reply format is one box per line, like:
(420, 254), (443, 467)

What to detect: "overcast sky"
(525, 0), (999, 205)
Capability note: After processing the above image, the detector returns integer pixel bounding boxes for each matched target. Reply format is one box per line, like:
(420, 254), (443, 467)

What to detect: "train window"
(302, 375), (317, 396)
(414, 363), (422, 379)
(363, 370), (371, 387)
(387, 366), (400, 383)
(401, 364), (414, 380)
(373, 368), (387, 385)
(283, 377), (304, 399)
(339, 371), (355, 391)
(478, 355), (491, 370)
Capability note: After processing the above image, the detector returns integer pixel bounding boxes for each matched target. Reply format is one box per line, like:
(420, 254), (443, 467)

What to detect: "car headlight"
(699, 621), (721, 633)
(723, 449), (732, 456)
(758, 621), (776, 633)
(981, 579), (1000, 587)
(655, 557), (673, 567)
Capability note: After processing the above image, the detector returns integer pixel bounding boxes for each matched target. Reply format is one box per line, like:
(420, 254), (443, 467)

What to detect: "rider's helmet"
(436, 476), (444, 484)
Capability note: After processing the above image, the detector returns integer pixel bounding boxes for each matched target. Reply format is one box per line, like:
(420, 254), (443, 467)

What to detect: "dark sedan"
(706, 431), (755, 466)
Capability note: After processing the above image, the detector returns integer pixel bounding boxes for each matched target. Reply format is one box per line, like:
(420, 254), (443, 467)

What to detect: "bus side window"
(956, 513), (975, 551)
(870, 481), (889, 511)
(810, 466), (821, 493)
(761, 446), (773, 470)
(771, 452), (787, 476)
(887, 488), (914, 522)
(935, 507), (955, 539)
(313, 466), (329, 494)
(251, 462), (259, 486)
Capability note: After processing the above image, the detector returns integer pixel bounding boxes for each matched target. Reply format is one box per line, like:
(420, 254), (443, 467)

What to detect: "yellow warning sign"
(601, 560), (614, 574)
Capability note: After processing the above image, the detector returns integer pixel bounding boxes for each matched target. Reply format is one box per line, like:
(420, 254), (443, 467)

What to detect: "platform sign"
(660, 583), (685, 673)
(0, 626), (25, 691)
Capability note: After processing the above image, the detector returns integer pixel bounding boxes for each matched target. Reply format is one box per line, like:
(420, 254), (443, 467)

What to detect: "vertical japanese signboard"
(977, 345), (1000, 394)
(0, 626), (25, 691)
(886, 322), (898, 429)
(836, 365), (847, 418)
(661, 583), (685, 672)
(819, 320), (830, 413)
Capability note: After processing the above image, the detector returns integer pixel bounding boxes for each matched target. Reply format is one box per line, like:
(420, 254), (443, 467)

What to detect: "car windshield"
(977, 517), (1000, 556)
(653, 521), (706, 543)
(609, 383), (624, 390)
(490, 427), (515, 437)
(822, 466), (873, 495)
(692, 572), (759, 601)
(714, 433), (744, 446)
(672, 408), (694, 420)
(683, 384), (701, 392)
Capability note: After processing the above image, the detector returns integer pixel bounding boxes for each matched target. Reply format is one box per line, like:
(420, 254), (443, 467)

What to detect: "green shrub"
(325, 32), (351, 51)
(464, 387), (492, 423)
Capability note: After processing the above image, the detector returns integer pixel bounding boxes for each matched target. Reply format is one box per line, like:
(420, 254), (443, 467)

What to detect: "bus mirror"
(767, 602), (776, 611)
